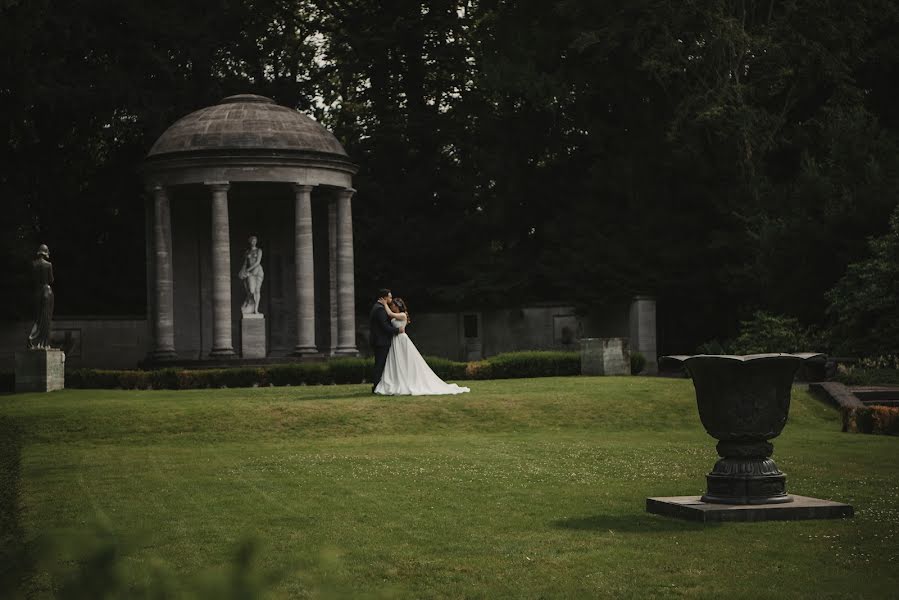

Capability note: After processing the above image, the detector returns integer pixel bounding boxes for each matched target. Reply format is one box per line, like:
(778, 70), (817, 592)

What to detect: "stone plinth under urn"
(15, 349), (65, 392)
(647, 353), (853, 522)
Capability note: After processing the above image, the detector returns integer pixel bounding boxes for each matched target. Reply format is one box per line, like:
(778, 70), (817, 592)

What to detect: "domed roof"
(147, 94), (348, 158)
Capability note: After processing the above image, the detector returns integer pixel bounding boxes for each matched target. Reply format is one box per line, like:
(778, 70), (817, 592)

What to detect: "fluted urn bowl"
(665, 353), (824, 505)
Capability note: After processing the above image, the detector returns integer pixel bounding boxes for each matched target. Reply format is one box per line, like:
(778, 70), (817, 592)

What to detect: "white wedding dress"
(375, 317), (471, 396)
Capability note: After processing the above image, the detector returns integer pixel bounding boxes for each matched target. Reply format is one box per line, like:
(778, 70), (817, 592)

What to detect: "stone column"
(292, 184), (317, 354)
(328, 201), (338, 354)
(629, 296), (658, 374)
(208, 182), (235, 357)
(334, 188), (358, 355)
(149, 184), (177, 360)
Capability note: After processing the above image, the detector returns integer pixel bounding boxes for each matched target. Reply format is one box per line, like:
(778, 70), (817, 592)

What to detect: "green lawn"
(1, 377), (897, 598)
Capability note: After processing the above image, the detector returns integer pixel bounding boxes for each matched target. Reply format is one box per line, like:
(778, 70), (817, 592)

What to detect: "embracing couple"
(369, 288), (470, 396)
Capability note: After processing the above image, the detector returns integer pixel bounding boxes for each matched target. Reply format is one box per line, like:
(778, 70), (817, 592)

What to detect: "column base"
(702, 456), (791, 505)
(333, 346), (359, 357)
(149, 349), (178, 361)
(209, 348), (236, 358)
(291, 345), (318, 356)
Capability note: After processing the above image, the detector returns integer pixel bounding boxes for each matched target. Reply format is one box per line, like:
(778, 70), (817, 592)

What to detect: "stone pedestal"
(241, 315), (266, 359)
(629, 296), (658, 374)
(580, 338), (630, 376)
(15, 349), (65, 392)
(646, 495), (853, 523)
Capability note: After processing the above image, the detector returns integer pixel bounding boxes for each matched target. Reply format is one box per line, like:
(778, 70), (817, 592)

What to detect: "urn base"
(702, 456), (793, 505)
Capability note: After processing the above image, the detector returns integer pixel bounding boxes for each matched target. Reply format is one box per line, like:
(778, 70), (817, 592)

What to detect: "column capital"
(336, 187), (356, 200)
(204, 181), (230, 193)
(291, 183), (314, 194)
(145, 182), (167, 196)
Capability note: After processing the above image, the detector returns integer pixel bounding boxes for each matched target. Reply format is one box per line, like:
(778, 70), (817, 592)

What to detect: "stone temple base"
(646, 495), (853, 523)
(241, 314), (266, 359)
(15, 349), (65, 393)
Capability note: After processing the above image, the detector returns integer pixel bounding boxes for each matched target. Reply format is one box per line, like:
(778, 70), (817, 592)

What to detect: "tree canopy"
(2, 0), (897, 353)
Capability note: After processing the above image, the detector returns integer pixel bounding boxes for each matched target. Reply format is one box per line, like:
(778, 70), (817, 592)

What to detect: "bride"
(374, 297), (470, 396)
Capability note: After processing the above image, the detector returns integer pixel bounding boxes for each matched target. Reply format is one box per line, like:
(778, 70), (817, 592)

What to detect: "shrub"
(267, 363), (329, 386)
(424, 356), (468, 381)
(698, 311), (826, 355)
(217, 368), (267, 389)
(827, 203), (899, 356)
(630, 352), (646, 375)
(68, 369), (132, 389)
(61, 351), (582, 390)
(730, 311), (825, 354)
(842, 405), (899, 435)
(329, 358), (372, 384)
(465, 360), (493, 380)
(483, 351), (580, 379)
(834, 367), (899, 386)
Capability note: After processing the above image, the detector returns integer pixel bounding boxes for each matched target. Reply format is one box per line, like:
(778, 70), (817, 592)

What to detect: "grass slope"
(1, 377), (897, 598)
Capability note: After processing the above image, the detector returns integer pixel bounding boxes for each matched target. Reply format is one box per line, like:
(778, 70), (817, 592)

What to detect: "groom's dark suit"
(369, 302), (400, 392)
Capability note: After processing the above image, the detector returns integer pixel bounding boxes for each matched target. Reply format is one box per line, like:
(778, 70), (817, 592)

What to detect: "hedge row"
(834, 368), (899, 386)
(842, 405), (899, 436)
(61, 351), (582, 390)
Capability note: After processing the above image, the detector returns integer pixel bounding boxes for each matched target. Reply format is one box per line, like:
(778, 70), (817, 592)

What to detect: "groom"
(369, 288), (404, 393)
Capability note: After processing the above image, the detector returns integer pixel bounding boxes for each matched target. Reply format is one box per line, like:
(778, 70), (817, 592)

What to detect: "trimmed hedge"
(630, 352), (647, 375)
(61, 351), (582, 390)
(842, 405), (899, 436)
(834, 368), (899, 386)
(472, 351), (581, 380)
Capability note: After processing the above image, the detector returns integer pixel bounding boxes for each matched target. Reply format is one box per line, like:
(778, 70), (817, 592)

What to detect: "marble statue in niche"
(238, 235), (264, 315)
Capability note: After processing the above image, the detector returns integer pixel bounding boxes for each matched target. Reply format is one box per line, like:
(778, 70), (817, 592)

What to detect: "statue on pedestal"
(27, 244), (54, 349)
(238, 235), (264, 315)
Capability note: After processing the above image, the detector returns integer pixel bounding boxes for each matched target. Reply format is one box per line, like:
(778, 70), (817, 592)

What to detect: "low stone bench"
(807, 382), (864, 410)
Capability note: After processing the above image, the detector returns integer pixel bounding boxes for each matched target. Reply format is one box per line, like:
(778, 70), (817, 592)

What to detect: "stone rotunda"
(141, 94), (359, 362)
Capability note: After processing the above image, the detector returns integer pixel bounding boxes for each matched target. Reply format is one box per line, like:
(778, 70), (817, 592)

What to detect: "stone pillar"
(629, 296), (658, 374)
(334, 188), (358, 355)
(328, 201), (338, 355)
(580, 338), (630, 376)
(208, 182), (235, 357)
(292, 184), (317, 354)
(149, 184), (177, 360)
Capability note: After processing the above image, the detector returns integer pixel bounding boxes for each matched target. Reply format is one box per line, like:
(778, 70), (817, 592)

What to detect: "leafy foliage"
(843, 405), (899, 436)
(63, 351), (581, 389)
(630, 351), (646, 375)
(826, 203), (899, 355)
(3, 0), (899, 354)
(833, 368), (899, 386)
(698, 311), (825, 355)
(731, 311), (826, 354)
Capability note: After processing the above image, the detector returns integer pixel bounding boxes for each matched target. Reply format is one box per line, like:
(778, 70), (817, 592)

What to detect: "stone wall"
(401, 304), (636, 362)
(0, 318), (149, 371)
(0, 299), (655, 370)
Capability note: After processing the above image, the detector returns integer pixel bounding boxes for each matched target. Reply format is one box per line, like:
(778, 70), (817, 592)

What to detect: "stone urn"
(665, 353), (824, 505)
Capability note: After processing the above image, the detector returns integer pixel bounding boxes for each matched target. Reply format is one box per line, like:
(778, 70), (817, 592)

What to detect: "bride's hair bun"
(394, 297), (409, 322)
